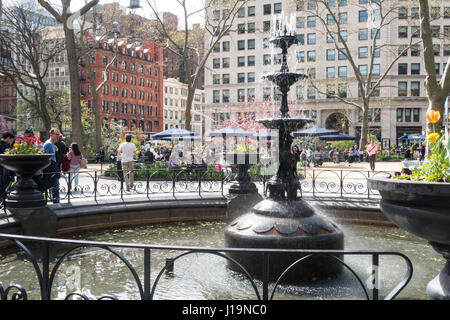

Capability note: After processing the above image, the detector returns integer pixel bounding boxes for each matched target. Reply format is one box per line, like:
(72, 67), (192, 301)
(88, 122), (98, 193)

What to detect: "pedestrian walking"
(366, 139), (378, 172)
(118, 135), (136, 192)
(66, 142), (84, 191)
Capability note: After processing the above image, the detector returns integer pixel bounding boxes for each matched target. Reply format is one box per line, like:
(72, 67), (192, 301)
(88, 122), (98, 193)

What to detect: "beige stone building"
(163, 77), (205, 137)
(204, 0), (450, 147)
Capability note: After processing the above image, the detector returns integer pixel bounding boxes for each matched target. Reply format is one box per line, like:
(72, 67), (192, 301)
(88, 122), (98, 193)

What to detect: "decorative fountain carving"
(224, 29), (344, 284)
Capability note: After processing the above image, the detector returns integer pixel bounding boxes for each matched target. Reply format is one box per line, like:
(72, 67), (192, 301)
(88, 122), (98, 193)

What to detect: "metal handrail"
(0, 232), (413, 301)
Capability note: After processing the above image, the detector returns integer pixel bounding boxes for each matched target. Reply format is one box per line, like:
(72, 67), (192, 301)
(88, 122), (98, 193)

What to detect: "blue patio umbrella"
(160, 136), (200, 141)
(398, 134), (425, 141)
(293, 126), (339, 137)
(152, 128), (196, 139)
(319, 133), (356, 141)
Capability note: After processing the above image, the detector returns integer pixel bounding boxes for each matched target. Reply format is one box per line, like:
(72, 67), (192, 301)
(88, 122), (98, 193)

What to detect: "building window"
(338, 66), (347, 78)
(238, 40), (245, 50)
(263, 4), (271, 15)
(411, 81), (420, 96)
(248, 39), (255, 50)
(359, 65), (368, 76)
(222, 58), (230, 68)
(307, 33), (316, 45)
(248, 6), (255, 17)
(237, 56), (245, 67)
(398, 26), (408, 38)
(398, 82), (407, 96)
(398, 63), (408, 75)
(263, 54), (271, 65)
(413, 108), (420, 122)
(237, 73), (245, 83)
(327, 67), (336, 79)
(307, 16), (316, 27)
(296, 17), (305, 28)
(396, 108), (403, 122)
(213, 90), (220, 103)
(222, 90), (230, 103)
(359, 28), (368, 40)
(248, 56), (255, 66)
(327, 49), (335, 61)
(359, 10), (368, 22)
(411, 45), (420, 57)
(222, 74), (230, 84)
(411, 63), (420, 75)
(307, 50), (316, 62)
(359, 46), (368, 58)
(274, 3), (282, 14)
(222, 41), (230, 52)
(248, 72), (255, 83)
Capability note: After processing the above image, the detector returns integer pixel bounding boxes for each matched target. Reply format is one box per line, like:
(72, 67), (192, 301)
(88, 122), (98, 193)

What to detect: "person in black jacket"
(54, 134), (68, 170)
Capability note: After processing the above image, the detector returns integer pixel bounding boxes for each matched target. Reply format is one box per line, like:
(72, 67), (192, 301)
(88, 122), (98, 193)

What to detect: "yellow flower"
(442, 163), (447, 168)
(13, 143), (19, 148)
(428, 133), (440, 143)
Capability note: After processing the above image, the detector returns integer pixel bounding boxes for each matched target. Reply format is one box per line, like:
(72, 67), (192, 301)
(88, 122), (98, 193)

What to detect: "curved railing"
(0, 233), (413, 300)
(0, 167), (395, 207)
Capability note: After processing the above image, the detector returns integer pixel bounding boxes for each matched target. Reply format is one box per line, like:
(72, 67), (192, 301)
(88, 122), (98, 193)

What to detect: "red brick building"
(79, 37), (164, 135)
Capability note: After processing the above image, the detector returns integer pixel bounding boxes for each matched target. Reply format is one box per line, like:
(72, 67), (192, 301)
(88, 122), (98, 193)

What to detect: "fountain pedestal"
(224, 30), (344, 284)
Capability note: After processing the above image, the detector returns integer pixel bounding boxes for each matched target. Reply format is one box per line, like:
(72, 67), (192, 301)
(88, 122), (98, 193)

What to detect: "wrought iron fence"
(0, 232), (413, 300)
(0, 167), (394, 206)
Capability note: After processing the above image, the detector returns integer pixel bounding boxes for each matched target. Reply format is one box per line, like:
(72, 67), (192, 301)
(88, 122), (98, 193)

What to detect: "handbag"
(80, 156), (88, 169)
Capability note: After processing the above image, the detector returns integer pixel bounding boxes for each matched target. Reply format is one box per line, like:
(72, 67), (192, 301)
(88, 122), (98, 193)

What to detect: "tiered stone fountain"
(224, 30), (344, 284)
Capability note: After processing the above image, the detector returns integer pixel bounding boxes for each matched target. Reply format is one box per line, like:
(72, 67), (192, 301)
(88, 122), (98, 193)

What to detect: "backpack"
(62, 154), (70, 173)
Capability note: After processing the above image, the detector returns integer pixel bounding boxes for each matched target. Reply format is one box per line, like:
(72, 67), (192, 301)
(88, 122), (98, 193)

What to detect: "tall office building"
(163, 77), (205, 137)
(204, 0), (450, 146)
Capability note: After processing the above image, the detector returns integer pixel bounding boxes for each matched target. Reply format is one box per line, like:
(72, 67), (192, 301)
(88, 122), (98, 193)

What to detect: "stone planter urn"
(225, 153), (259, 195)
(0, 154), (53, 208)
(368, 176), (450, 300)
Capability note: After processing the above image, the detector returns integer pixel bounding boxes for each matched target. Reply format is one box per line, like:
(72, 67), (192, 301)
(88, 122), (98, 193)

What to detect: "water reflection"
(0, 222), (443, 300)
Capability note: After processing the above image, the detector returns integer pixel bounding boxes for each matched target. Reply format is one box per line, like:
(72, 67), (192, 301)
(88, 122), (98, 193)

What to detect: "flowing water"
(0, 221), (443, 300)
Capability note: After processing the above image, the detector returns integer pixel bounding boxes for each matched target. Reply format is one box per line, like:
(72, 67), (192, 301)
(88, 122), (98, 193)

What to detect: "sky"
(3, 0), (205, 28)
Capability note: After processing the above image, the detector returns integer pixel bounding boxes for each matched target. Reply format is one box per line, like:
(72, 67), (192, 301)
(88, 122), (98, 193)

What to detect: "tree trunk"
(359, 103), (369, 150)
(86, 57), (102, 149)
(64, 25), (83, 149)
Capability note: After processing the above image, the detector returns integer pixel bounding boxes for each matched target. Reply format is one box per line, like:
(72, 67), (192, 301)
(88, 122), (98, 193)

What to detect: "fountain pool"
(0, 221), (443, 300)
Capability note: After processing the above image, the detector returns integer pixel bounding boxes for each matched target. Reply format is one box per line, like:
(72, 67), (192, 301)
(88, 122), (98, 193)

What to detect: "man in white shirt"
(118, 134), (137, 191)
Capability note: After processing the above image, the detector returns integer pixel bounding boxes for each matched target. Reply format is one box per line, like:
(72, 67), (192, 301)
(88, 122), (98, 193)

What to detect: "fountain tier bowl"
(258, 117), (314, 130)
(263, 72), (307, 89)
(224, 199), (344, 284)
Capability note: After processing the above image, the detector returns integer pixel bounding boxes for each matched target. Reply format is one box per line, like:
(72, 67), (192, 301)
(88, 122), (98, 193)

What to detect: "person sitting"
(168, 152), (180, 170)
(95, 146), (105, 163)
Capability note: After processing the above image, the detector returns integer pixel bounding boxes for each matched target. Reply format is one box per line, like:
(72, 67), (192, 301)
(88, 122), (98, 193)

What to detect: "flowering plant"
(392, 110), (450, 182)
(4, 136), (44, 155)
(232, 137), (257, 154)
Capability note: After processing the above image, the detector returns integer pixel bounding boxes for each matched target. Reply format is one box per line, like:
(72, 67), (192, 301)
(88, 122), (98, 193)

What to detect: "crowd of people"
(0, 128), (88, 204)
